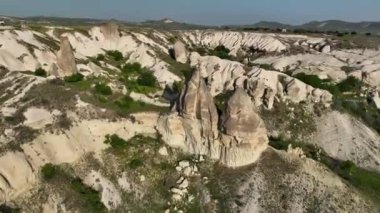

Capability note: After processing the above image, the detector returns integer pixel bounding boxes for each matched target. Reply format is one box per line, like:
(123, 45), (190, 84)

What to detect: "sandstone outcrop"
(190, 53), (333, 109)
(56, 36), (78, 77)
(173, 41), (188, 63)
(158, 69), (269, 167)
(220, 88), (268, 167)
(100, 22), (120, 41)
(180, 31), (288, 55)
(159, 69), (220, 158)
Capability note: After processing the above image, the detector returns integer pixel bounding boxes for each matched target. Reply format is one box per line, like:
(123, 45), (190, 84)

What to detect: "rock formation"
(100, 22), (120, 41)
(220, 88), (268, 167)
(190, 53), (333, 109)
(173, 41), (188, 63)
(158, 69), (269, 168)
(158, 68), (220, 158)
(321, 44), (331, 53)
(56, 36), (78, 77)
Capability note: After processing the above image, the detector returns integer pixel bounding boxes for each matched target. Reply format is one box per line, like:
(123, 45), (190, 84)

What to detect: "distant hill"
(1, 15), (380, 33)
(228, 20), (380, 34)
(231, 21), (292, 30)
(299, 20), (380, 34)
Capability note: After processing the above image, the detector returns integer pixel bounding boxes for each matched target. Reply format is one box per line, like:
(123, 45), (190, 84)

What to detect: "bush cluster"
(64, 73), (84, 82)
(120, 62), (159, 94)
(94, 83), (113, 95)
(34, 67), (47, 77)
(210, 45), (231, 59)
(106, 50), (123, 61)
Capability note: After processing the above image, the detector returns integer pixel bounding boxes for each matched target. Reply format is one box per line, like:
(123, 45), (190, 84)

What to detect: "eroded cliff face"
(158, 69), (269, 167)
(190, 52), (333, 109)
(56, 36), (78, 77)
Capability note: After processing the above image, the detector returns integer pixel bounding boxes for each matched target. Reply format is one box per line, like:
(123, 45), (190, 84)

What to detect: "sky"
(0, 0), (379, 25)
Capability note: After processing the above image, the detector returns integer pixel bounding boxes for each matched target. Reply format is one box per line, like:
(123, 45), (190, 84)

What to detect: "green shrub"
(0, 204), (20, 213)
(120, 62), (159, 94)
(104, 134), (127, 150)
(137, 71), (158, 87)
(122, 62), (143, 74)
(129, 158), (143, 169)
(336, 76), (362, 93)
(293, 73), (340, 95)
(34, 67), (47, 77)
(256, 63), (275, 70)
(115, 95), (134, 108)
(70, 178), (106, 212)
(195, 47), (207, 56)
(94, 83), (112, 95)
(41, 163), (59, 180)
(64, 73), (84, 82)
(210, 45), (231, 59)
(96, 54), (105, 61)
(106, 50), (123, 61)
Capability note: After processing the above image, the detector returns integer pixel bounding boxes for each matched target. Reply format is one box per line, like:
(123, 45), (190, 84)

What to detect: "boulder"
(173, 41), (188, 63)
(56, 36), (78, 77)
(320, 45), (331, 53)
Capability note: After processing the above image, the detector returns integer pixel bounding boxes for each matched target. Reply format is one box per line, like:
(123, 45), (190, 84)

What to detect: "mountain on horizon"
(234, 20), (380, 34)
(1, 15), (380, 33)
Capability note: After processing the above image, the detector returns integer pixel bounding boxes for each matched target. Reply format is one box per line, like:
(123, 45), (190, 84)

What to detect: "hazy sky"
(0, 0), (379, 25)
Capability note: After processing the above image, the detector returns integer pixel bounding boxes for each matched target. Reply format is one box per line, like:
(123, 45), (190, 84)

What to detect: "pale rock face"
(370, 89), (380, 109)
(173, 41), (188, 63)
(0, 152), (35, 202)
(159, 69), (222, 157)
(99, 22), (120, 41)
(190, 52), (245, 96)
(190, 54), (332, 109)
(234, 148), (375, 213)
(366, 70), (380, 86)
(180, 31), (288, 56)
(179, 68), (219, 140)
(0, 113), (159, 203)
(56, 36), (78, 77)
(312, 111), (380, 172)
(321, 45), (331, 53)
(220, 88), (268, 167)
(246, 68), (333, 109)
(84, 170), (121, 210)
(158, 70), (269, 168)
(23, 107), (61, 129)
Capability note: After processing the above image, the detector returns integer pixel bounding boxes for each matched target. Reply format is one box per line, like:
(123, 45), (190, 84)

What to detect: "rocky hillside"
(0, 21), (380, 212)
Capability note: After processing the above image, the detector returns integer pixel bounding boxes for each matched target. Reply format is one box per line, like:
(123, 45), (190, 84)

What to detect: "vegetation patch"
(64, 73), (84, 82)
(94, 82), (112, 95)
(104, 134), (179, 211)
(261, 101), (317, 141)
(40, 164), (106, 212)
(120, 62), (159, 95)
(34, 67), (47, 77)
(209, 45), (231, 59)
(106, 50), (123, 62)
